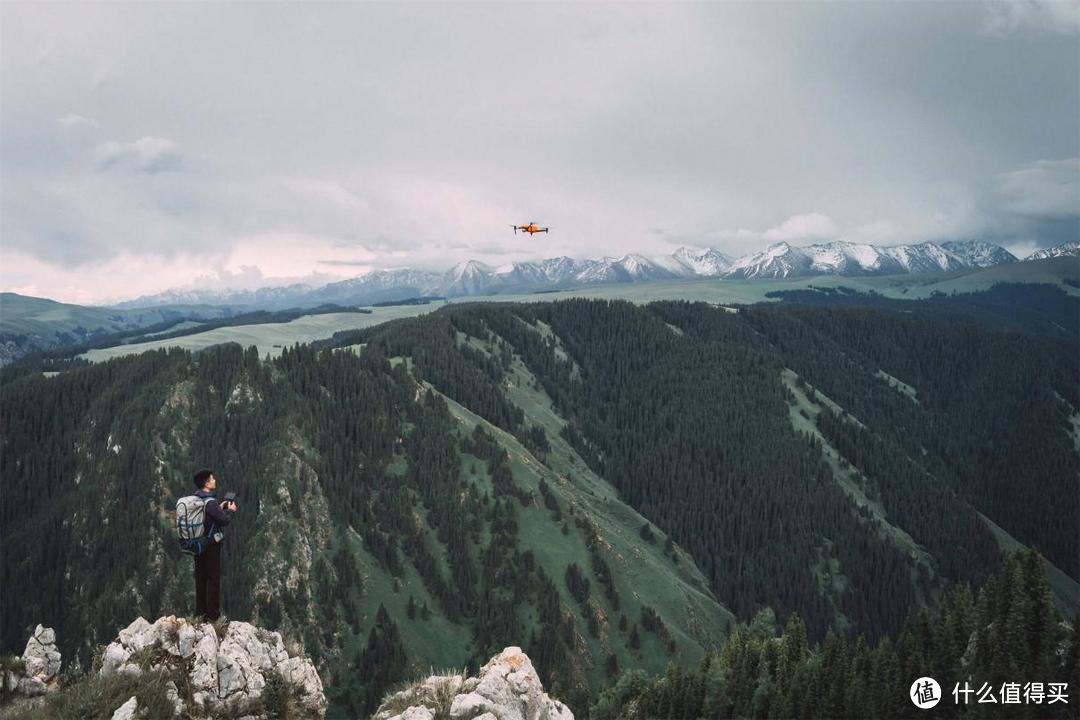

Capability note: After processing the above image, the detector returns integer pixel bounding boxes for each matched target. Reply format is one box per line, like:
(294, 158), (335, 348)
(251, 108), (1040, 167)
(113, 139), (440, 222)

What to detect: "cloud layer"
(1, 1), (1077, 303)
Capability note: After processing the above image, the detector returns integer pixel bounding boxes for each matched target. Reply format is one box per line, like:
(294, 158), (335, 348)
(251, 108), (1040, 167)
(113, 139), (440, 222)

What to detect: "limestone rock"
(191, 631), (219, 693)
(374, 647), (572, 720)
(100, 643), (135, 678)
(97, 616), (326, 719)
(165, 680), (184, 718)
(117, 618), (152, 649)
(1, 623), (61, 705)
(21, 625), (61, 682)
(110, 695), (138, 720)
(376, 674), (462, 720)
(15, 676), (46, 698)
(450, 692), (488, 717)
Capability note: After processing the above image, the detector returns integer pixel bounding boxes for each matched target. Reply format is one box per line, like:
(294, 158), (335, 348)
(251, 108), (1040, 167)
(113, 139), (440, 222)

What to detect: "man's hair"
(192, 468), (215, 489)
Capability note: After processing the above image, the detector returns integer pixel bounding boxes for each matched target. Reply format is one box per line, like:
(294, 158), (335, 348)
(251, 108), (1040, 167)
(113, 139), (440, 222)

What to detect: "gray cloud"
(317, 259), (375, 267)
(57, 112), (98, 129)
(94, 137), (183, 173)
(995, 158), (1079, 221)
(981, 0), (1080, 36)
(1, 1), (1077, 303)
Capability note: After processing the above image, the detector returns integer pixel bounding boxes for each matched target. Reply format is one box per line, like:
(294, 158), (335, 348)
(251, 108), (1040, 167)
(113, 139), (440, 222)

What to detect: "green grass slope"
(0, 293), (134, 337)
(434, 380), (733, 686)
(0, 292), (228, 337)
(81, 306), (437, 362)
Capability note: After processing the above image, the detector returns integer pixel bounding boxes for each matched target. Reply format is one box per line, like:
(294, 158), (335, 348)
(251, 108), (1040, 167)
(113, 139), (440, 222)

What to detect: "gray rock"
(376, 647), (572, 720)
(117, 617), (152, 648)
(3, 624), (61, 702)
(34, 627), (56, 646)
(21, 624), (61, 681)
(110, 695), (138, 720)
(217, 648), (249, 698)
(177, 622), (199, 658)
(96, 616), (326, 719)
(16, 676), (47, 697)
(397, 707), (436, 720)
(277, 655), (326, 712)
(449, 692), (488, 718)
(192, 690), (215, 713)
(190, 633), (219, 693)
(165, 680), (184, 718)
(376, 674), (465, 720)
(100, 642), (133, 678)
(464, 647), (573, 720)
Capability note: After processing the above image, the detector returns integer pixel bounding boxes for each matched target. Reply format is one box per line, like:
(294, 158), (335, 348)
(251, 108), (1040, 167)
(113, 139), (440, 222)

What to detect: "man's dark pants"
(194, 542), (222, 620)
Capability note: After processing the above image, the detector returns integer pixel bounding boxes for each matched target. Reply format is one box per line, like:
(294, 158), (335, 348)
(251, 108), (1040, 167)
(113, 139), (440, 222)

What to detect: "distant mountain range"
(1026, 240), (1079, 261)
(113, 239), (1076, 310)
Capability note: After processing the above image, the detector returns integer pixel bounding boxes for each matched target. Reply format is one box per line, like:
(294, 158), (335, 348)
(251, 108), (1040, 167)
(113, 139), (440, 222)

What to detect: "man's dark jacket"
(195, 490), (233, 537)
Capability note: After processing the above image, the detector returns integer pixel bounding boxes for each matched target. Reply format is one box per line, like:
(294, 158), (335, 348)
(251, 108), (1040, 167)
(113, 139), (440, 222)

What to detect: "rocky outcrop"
(374, 646), (573, 720)
(110, 695), (139, 720)
(99, 615), (326, 719)
(2, 624), (61, 701)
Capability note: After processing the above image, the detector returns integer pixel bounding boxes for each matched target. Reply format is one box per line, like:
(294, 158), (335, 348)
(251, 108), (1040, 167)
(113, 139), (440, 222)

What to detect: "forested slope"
(1, 327), (733, 716)
(3, 293), (1076, 716)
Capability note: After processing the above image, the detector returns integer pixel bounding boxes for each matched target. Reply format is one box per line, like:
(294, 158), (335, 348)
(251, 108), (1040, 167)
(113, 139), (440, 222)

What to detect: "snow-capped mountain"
(671, 246), (733, 276)
(112, 239), (1017, 309)
(726, 242), (813, 279)
(538, 256), (592, 282)
(724, 240), (1012, 279)
(941, 240), (1017, 268)
(442, 260), (496, 296)
(306, 269), (442, 305)
(574, 254), (682, 284)
(1024, 240), (1079, 261)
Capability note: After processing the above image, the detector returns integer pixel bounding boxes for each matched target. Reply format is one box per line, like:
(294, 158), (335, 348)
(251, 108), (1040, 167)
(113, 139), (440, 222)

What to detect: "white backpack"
(176, 495), (209, 556)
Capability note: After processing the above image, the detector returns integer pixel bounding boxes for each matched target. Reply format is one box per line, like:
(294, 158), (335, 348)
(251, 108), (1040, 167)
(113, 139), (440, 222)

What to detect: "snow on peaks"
(118, 240), (1020, 308)
(669, 246), (731, 275)
(941, 240), (1018, 267)
(764, 242), (793, 258)
(450, 260), (492, 280)
(1025, 240), (1080, 261)
(615, 253), (657, 277)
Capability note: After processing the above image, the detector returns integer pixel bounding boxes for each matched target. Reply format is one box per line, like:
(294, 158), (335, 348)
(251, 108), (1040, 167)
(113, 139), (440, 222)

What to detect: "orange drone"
(511, 222), (549, 235)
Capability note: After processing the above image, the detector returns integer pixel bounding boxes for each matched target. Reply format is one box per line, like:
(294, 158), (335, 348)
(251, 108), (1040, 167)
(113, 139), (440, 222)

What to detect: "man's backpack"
(176, 495), (210, 556)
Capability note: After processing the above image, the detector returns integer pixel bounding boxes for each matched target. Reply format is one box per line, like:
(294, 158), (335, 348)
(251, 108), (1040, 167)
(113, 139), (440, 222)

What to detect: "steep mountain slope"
(346, 298), (1077, 637)
(736, 302), (1079, 582)
(1, 329), (734, 716)
(4, 295), (1075, 716)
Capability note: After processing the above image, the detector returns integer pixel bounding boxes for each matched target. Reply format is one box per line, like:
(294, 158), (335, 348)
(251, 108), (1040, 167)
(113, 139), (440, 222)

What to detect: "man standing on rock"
(192, 469), (237, 621)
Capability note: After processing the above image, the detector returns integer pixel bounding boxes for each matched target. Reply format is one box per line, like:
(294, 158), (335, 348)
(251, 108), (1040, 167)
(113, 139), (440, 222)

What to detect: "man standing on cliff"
(191, 469), (238, 621)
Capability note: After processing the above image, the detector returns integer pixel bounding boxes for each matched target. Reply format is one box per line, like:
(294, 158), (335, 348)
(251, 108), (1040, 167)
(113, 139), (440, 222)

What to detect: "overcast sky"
(2, 1), (1077, 304)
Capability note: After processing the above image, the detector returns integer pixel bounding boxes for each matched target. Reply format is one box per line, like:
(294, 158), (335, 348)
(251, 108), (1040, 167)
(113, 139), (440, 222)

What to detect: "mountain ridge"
(114, 239), (1045, 309)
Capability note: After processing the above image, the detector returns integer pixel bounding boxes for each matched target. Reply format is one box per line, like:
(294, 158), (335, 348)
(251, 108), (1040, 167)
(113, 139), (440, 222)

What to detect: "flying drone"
(511, 222), (549, 235)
